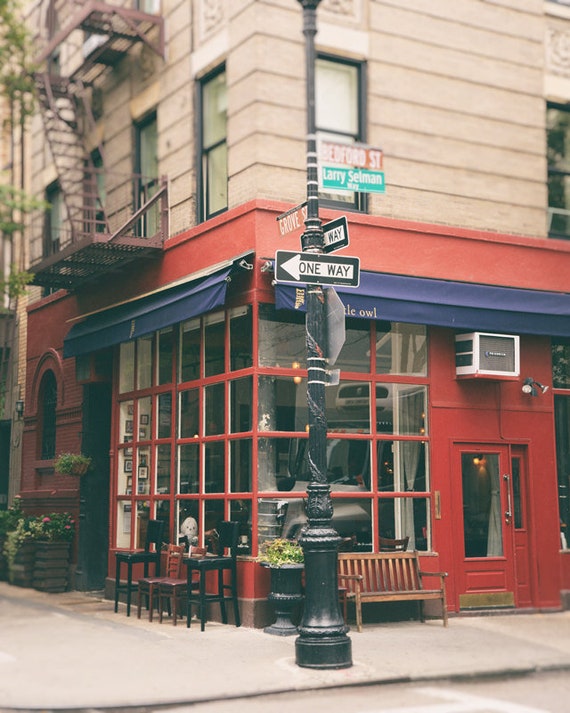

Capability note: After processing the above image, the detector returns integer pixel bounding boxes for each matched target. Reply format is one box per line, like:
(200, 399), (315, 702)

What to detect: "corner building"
(14, 0), (570, 625)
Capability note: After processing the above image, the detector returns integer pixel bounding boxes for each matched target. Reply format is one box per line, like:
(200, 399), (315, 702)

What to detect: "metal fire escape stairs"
(31, 1), (166, 292)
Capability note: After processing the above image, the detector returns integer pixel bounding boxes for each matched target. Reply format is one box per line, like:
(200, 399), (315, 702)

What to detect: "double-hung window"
(316, 55), (366, 212)
(199, 66), (227, 221)
(135, 114), (159, 237)
(547, 103), (570, 240)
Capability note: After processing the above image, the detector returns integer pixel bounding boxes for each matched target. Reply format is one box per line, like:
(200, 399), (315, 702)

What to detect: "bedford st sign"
(319, 139), (385, 194)
(275, 250), (360, 287)
(319, 140), (383, 171)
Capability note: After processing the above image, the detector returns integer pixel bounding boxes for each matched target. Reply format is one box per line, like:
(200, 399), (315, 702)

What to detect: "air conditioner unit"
(455, 332), (520, 379)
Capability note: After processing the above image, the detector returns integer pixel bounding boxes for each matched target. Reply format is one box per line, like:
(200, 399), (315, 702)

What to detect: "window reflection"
(258, 496), (372, 550)
(376, 322), (427, 376)
(258, 304), (305, 368)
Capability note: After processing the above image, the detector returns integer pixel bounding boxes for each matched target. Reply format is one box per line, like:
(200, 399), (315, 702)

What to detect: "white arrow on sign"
(275, 250), (360, 287)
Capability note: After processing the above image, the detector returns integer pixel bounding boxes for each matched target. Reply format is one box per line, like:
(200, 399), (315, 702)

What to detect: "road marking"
(359, 685), (548, 713)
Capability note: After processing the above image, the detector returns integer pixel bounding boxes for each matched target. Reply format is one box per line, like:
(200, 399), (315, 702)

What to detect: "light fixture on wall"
(15, 399), (24, 420)
(522, 377), (549, 397)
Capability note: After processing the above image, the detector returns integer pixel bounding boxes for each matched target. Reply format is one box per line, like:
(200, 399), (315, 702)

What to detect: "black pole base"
(295, 633), (352, 669)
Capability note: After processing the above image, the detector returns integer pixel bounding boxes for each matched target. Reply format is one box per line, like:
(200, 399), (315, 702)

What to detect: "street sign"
(321, 165), (385, 193)
(275, 250), (360, 287)
(319, 140), (383, 171)
(276, 202), (308, 236)
(325, 287), (346, 365)
(323, 216), (349, 253)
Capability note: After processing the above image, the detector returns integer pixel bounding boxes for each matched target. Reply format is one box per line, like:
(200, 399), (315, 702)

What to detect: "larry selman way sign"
(275, 250), (360, 287)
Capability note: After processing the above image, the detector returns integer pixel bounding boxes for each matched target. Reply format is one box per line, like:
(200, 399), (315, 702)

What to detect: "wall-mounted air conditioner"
(455, 332), (520, 379)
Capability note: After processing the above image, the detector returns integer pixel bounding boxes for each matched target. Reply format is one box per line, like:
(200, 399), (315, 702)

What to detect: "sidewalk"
(1, 581), (570, 711)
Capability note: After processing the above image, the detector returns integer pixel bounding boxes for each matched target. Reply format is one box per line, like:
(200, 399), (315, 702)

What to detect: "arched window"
(39, 370), (57, 460)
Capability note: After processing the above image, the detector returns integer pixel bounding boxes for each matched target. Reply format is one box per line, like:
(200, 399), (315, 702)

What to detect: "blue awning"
(64, 258), (249, 358)
(275, 270), (570, 337)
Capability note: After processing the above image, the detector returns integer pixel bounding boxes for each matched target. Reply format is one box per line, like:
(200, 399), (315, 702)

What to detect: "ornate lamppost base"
(296, 633), (352, 669)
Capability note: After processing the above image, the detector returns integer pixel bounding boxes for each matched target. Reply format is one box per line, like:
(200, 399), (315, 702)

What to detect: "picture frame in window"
(139, 427), (147, 439)
(138, 466), (148, 479)
(127, 404), (134, 415)
(124, 446), (133, 457)
(140, 453), (148, 467)
(124, 459), (133, 473)
(125, 420), (133, 433)
(123, 504), (132, 533)
(126, 476), (132, 495)
(140, 414), (150, 425)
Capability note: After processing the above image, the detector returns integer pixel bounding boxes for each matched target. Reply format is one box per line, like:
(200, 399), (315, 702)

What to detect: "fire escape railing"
(31, 1), (166, 291)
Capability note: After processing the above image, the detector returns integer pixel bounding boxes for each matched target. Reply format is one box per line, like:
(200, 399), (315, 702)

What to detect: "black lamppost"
(295, 0), (352, 670)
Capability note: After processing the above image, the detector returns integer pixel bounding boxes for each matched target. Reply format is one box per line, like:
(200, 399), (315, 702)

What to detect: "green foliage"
(3, 516), (35, 569)
(54, 452), (92, 475)
(0, 495), (23, 537)
(0, 0), (37, 122)
(257, 538), (304, 567)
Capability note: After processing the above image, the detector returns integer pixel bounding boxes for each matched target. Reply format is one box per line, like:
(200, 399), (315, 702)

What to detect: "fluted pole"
(295, 0), (352, 670)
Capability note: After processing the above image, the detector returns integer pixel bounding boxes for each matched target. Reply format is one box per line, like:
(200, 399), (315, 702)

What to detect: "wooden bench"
(338, 551), (448, 632)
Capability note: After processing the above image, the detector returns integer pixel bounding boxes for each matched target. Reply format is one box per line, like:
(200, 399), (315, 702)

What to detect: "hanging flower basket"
(54, 453), (92, 476)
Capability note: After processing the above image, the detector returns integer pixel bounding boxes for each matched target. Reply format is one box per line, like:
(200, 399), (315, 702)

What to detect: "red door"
(452, 444), (531, 609)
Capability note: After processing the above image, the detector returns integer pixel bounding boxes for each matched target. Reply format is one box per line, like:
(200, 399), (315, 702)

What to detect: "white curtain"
(486, 456), (503, 557)
(400, 388), (423, 549)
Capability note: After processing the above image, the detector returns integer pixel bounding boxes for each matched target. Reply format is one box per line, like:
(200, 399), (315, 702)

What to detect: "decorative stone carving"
(322, 0), (357, 18)
(199, 0), (225, 40)
(547, 27), (570, 76)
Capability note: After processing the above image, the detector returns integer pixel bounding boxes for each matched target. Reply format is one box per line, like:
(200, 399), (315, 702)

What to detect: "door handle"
(503, 473), (512, 525)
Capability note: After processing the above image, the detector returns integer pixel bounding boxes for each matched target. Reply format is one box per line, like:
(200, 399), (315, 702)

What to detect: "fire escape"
(31, 1), (167, 292)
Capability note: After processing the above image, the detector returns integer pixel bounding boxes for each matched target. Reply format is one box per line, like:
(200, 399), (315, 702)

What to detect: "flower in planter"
(257, 538), (304, 567)
(54, 453), (92, 476)
(29, 513), (75, 542)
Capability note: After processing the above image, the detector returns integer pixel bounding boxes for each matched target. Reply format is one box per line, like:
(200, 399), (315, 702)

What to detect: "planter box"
(9, 541), (36, 588)
(33, 542), (71, 593)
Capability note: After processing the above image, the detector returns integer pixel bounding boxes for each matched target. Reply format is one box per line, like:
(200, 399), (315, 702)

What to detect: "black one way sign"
(275, 250), (360, 287)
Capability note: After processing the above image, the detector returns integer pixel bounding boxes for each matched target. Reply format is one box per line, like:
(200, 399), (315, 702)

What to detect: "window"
(135, 114), (159, 236)
(256, 306), (429, 552)
(316, 56), (366, 212)
(86, 149), (106, 234)
(199, 67), (227, 220)
(553, 339), (570, 549)
(39, 371), (57, 460)
(112, 305), (429, 557)
(547, 103), (570, 239)
(44, 183), (63, 256)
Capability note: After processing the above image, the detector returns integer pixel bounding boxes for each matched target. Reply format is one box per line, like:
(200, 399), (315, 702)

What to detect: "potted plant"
(31, 512), (75, 593)
(258, 538), (304, 636)
(54, 452), (92, 476)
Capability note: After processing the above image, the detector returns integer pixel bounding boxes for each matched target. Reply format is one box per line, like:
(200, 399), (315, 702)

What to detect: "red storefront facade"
(21, 200), (570, 625)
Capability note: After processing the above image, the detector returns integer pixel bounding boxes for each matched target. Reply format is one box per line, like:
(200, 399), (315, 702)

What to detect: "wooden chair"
(158, 546), (207, 625)
(136, 544), (185, 622)
(114, 519), (165, 616)
(379, 536), (409, 551)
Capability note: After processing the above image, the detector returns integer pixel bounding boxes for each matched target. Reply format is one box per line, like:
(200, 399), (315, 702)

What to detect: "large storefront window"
(113, 302), (430, 557)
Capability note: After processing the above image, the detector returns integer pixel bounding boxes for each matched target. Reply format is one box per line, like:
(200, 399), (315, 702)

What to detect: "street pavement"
(1, 580), (570, 711)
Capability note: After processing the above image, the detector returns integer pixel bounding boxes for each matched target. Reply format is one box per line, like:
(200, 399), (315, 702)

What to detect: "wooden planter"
(9, 541), (36, 588)
(33, 541), (71, 593)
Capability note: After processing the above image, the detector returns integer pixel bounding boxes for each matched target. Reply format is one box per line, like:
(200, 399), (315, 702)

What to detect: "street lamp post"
(295, 0), (352, 670)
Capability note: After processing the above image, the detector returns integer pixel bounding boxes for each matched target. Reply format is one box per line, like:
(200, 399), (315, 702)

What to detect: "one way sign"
(275, 250), (360, 287)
